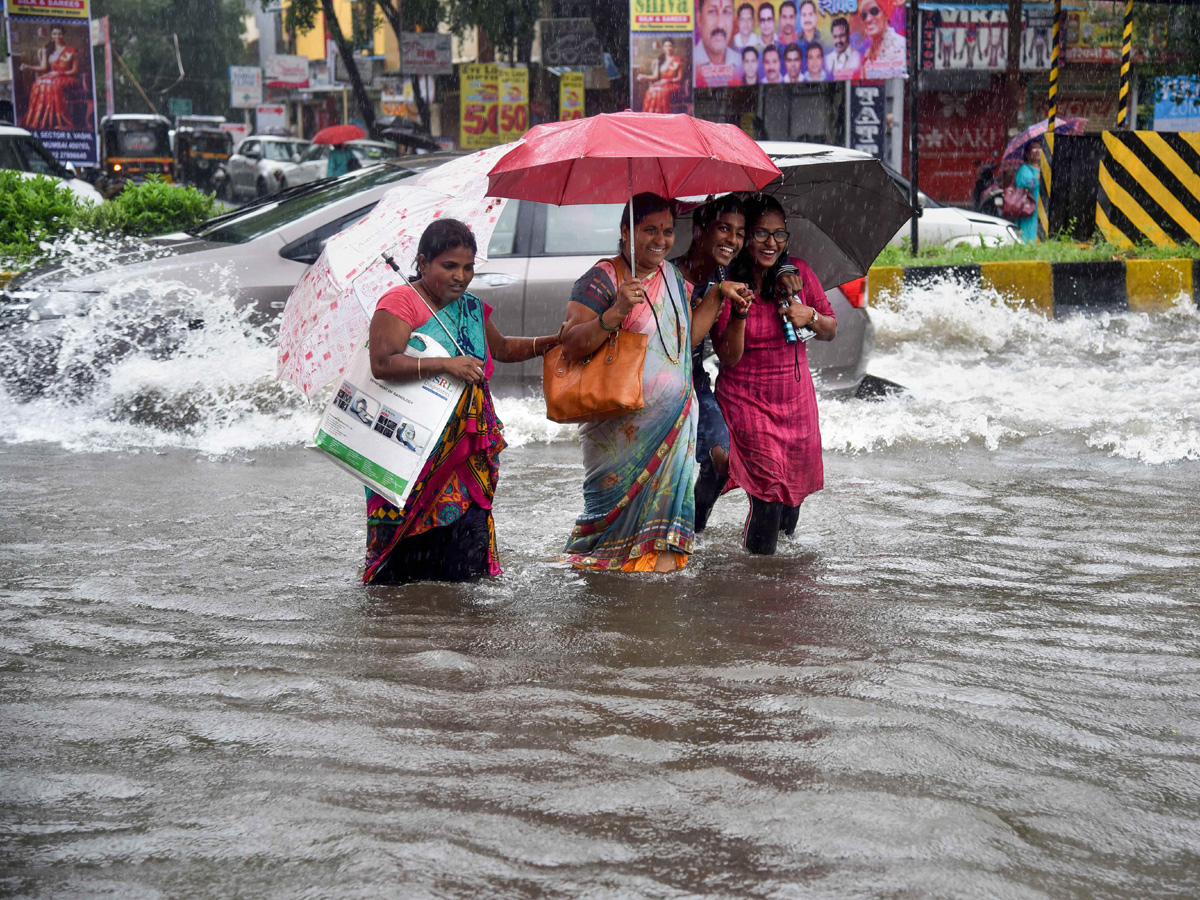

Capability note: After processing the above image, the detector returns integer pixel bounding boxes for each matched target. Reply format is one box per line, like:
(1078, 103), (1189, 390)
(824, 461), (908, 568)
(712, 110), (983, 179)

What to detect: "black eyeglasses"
(860, 5), (882, 19)
(752, 229), (790, 243)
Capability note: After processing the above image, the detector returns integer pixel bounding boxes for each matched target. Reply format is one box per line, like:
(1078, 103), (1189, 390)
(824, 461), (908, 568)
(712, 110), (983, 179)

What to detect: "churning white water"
(1, 272), (1197, 463)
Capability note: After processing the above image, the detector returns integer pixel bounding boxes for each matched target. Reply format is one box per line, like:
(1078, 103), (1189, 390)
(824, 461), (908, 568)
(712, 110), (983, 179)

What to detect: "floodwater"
(2, 279), (1199, 898)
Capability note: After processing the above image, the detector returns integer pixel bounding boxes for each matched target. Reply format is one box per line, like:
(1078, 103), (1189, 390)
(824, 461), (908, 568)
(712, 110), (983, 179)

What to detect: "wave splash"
(1, 270), (1197, 463)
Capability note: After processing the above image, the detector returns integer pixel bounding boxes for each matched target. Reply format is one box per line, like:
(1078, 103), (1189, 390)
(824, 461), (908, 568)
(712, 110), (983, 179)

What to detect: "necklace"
(644, 265), (683, 365)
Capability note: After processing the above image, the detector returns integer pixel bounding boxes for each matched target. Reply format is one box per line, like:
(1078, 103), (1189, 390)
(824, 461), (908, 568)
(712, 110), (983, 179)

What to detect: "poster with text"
(698, 0), (907, 88)
(848, 80), (885, 158)
(498, 67), (529, 142)
(630, 0), (694, 113)
(6, 15), (99, 165)
(560, 71), (585, 120)
(460, 63), (499, 150)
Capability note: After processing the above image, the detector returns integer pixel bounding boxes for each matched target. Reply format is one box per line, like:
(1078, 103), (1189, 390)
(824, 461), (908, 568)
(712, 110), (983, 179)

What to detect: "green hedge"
(875, 235), (1200, 268)
(0, 172), (219, 268)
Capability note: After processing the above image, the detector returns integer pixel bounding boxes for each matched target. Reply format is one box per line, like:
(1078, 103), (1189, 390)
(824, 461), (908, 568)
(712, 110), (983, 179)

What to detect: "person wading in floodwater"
(362, 218), (560, 583)
(672, 195), (747, 533)
(557, 193), (751, 573)
(709, 194), (837, 554)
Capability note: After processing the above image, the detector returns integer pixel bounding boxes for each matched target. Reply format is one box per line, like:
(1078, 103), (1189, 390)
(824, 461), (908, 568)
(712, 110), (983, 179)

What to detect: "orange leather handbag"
(543, 257), (648, 424)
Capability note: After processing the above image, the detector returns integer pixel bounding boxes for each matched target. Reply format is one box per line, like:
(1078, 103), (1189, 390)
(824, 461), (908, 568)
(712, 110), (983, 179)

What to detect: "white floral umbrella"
(276, 143), (520, 398)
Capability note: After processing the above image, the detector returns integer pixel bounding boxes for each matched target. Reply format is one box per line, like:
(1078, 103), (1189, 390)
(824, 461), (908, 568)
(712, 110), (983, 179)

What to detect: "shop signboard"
(168, 97), (192, 118)
(1063, 0), (1167, 65)
(256, 103), (287, 134)
(460, 63), (499, 150)
(265, 53), (309, 89)
(498, 66), (529, 142)
(1153, 77), (1200, 132)
(560, 71), (585, 120)
(5, 0), (99, 165)
(540, 18), (604, 67)
(400, 32), (452, 75)
(849, 80), (885, 159)
(230, 65), (262, 109)
(692, 0), (908, 89)
(920, 6), (1057, 72)
(630, 0), (693, 114)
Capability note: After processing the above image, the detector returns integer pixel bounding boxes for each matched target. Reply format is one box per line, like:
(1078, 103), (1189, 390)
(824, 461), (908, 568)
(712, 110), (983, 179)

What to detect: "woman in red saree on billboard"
(20, 26), (80, 131)
(637, 38), (687, 114)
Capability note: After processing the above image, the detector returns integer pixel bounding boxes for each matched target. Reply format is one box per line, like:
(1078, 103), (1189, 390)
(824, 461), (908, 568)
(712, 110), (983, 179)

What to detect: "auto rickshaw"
(175, 126), (233, 194)
(96, 114), (174, 197)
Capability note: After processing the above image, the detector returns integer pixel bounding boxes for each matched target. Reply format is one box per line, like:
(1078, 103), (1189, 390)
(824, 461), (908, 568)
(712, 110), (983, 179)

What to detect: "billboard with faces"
(693, 0), (907, 89)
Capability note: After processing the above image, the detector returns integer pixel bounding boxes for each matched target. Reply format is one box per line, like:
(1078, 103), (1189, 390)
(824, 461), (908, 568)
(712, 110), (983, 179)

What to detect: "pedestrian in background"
(1014, 142), (1041, 243)
(327, 143), (355, 178)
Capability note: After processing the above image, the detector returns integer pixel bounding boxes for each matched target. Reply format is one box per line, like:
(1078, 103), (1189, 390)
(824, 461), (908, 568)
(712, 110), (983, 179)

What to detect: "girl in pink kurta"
(711, 195), (838, 554)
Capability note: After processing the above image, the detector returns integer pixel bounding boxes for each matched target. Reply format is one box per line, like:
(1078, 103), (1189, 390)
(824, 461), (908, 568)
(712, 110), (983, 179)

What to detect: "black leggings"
(371, 504), (491, 584)
(743, 496), (801, 555)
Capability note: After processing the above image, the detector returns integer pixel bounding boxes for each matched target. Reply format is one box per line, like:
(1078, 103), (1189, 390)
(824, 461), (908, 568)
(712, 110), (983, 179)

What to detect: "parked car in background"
(224, 135), (310, 199)
(0, 122), (103, 205)
(881, 162), (1020, 247)
(284, 139), (399, 187)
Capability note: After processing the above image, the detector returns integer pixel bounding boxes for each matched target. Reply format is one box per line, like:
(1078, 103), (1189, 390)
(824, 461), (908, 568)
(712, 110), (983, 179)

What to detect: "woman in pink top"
(710, 195), (837, 554)
(364, 218), (560, 583)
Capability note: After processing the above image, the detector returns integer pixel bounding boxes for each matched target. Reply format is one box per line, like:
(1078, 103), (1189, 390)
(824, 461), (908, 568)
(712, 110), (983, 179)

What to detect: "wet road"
(2, 435), (1198, 899)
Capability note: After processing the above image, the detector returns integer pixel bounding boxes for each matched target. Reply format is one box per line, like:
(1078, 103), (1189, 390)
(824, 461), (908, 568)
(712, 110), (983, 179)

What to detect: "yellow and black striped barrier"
(1095, 131), (1200, 247)
(1117, 0), (1133, 128)
(866, 258), (1199, 317)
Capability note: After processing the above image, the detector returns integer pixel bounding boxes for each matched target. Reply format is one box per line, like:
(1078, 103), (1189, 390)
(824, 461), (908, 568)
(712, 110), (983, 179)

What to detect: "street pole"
(907, 0), (919, 253)
(1117, 0), (1133, 128)
(1048, 0), (1060, 135)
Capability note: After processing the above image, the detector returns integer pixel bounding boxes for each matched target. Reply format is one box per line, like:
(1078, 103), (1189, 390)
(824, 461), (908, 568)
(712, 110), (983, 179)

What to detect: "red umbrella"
(311, 124), (366, 145)
(487, 112), (780, 271)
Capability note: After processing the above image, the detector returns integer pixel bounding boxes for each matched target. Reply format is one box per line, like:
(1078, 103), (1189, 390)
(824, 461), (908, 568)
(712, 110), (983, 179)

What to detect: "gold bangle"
(533, 336), (539, 356)
(417, 358), (422, 379)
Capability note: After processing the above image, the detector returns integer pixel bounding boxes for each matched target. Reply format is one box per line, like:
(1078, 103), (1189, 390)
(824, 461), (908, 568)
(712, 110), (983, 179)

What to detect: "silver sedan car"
(224, 135), (310, 199)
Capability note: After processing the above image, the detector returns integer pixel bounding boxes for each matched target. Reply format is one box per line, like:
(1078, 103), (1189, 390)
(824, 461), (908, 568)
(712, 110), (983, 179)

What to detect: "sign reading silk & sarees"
(6, 0), (100, 165)
(629, 0), (695, 115)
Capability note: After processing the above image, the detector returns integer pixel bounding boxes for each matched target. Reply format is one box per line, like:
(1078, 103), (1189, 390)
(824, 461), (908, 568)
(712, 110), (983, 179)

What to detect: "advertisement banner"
(6, 14), (99, 165)
(560, 71), (585, 120)
(848, 80), (885, 158)
(692, 0), (908, 88)
(630, 32), (693, 114)
(400, 32), (452, 75)
(632, 0), (693, 32)
(498, 66), (529, 142)
(4, 0), (87, 18)
(460, 63), (499, 150)
(230, 65), (262, 109)
(920, 6), (1057, 72)
(265, 53), (309, 88)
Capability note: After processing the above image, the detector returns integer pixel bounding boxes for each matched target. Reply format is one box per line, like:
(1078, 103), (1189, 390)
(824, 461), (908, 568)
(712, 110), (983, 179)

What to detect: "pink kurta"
(714, 258), (836, 508)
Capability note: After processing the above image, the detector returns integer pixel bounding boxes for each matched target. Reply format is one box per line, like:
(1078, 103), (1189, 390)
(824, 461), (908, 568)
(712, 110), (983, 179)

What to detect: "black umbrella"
(764, 145), (914, 289)
(376, 116), (439, 152)
(678, 145), (914, 289)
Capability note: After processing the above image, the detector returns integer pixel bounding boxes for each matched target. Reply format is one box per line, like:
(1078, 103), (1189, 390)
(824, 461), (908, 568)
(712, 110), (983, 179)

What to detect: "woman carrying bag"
(364, 218), (560, 584)
(557, 192), (750, 573)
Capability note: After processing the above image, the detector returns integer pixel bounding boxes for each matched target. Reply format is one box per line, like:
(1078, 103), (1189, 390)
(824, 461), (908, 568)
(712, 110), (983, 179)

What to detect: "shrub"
(84, 176), (219, 237)
(0, 170), (89, 266)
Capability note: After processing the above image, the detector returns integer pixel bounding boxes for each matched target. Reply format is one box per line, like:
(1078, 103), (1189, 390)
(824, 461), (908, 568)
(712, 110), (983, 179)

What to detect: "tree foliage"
(91, 0), (248, 117)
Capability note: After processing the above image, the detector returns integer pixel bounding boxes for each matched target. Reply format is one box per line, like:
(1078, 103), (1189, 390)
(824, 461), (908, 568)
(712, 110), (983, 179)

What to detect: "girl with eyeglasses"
(709, 195), (837, 555)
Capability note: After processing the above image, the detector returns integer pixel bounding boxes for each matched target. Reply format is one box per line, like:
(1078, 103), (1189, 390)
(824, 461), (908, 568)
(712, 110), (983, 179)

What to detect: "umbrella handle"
(628, 159), (636, 279)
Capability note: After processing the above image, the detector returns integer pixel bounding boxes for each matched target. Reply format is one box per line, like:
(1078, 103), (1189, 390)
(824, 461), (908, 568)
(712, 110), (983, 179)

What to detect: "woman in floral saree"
(559, 193), (750, 572)
(364, 219), (560, 584)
